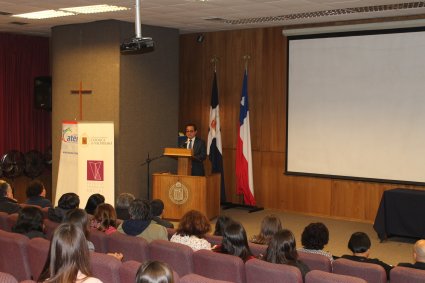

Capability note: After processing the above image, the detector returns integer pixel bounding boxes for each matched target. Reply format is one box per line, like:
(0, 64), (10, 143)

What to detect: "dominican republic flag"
(236, 70), (255, 206)
(207, 71), (226, 203)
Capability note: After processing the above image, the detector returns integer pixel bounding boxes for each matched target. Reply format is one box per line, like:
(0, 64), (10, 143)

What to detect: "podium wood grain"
(152, 173), (220, 220)
(164, 147), (192, 175)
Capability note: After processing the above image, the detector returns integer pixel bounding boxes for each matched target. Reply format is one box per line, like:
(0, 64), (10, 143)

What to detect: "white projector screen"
(287, 28), (425, 184)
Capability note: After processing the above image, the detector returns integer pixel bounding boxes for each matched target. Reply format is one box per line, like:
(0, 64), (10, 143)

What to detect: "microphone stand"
(140, 153), (164, 200)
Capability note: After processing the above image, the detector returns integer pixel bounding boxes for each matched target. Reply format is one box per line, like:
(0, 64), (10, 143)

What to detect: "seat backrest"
(6, 213), (18, 231)
(40, 207), (49, 218)
(43, 218), (60, 240)
(0, 229), (31, 281)
(333, 258), (386, 283)
(245, 258), (302, 283)
(0, 211), (10, 231)
(204, 234), (223, 246)
(119, 260), (141, 283)
(306, 270), (366, 283)
(89, 252), (121, 283)
(298, 251), (332, 272)
(0, 272), (18, 283)
(390, 266), (425, 283)
(193, 250), (245, 283)
(89, 228), (108, 253)
(149, 240), (194, 276)
(107, 232), (149, 262)
(180, 273), (234, 283)
(248, 242), (267, 257)
(26, 237), (50, 280)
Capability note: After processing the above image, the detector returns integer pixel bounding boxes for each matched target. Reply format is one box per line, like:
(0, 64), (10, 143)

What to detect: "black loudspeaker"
(34, 76), (52, 111)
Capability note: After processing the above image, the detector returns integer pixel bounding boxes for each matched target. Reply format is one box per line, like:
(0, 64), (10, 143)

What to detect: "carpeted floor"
(204, 208), (416, 266)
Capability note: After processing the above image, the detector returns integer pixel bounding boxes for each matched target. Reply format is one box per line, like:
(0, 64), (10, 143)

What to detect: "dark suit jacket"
(398, 261), (425, 270)
(180, 137), (206, 176)
(0, 197), (21, 214)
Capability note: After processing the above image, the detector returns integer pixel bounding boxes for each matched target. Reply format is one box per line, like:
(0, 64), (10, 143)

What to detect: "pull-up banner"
(56, 121), (115, 207)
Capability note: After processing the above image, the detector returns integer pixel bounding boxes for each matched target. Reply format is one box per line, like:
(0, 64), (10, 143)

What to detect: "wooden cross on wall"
(70, 81), (92, 120)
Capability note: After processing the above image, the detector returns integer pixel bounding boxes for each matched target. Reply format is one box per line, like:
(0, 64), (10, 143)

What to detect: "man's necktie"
(188, 139), (192, 149)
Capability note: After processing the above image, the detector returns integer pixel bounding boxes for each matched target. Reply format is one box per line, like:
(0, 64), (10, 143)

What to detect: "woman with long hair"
(213, 215), (232, 236)
(135, 261), (174, 283)
(84, 194), (105, 215)
(250, 214), (282, 245)
(38, 223), (102, 283)
(213, 221), (254, 262)
(90, 203), (118, 235)
(170, 210), (211, 251)
(64, 208), (95, 251)
(13, 206), (46, 239)
(264, 229), (310, 281)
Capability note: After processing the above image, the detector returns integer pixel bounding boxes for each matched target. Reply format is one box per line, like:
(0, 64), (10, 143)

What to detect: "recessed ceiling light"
(13, 10), (74, 19)
(60, 5), (129, 14)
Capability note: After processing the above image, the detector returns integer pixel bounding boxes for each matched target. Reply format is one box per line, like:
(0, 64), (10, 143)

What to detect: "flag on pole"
(236, 69), (256, 206)
(207, 71), (226, 203)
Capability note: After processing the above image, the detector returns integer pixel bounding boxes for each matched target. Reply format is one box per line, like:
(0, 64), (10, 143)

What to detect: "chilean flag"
(236, 70), (255, 206)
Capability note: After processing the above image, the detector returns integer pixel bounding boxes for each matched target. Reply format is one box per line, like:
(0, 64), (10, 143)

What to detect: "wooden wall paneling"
(222, 148), (236, 203)
(259, 151), (286, 209)
(330, 180), (368, 221)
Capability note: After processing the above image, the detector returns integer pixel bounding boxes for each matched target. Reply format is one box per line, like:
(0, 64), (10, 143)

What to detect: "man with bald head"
(398, 239), (425, 270)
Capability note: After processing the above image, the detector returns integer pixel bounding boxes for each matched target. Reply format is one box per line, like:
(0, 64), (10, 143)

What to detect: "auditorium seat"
(298, 251), (332, 272)
(245, 258), (302, 283)
(89, 228), (108, 253)
(204, 234), (222, 246)
(306, 270), (366, 283)
(26, 237), (50, 280)
(119, 260), (141, 283)
(180, 273), (234, 283)
(6, 213), (18, 231)
(43, 218), (60, 240)
(90, 252), (121, 283)
(0, 230), (31, 281)
(248, 242), (267, 257)
(0, 212), (11, 231)
(167, 228), (176, 240)
(107, 232), (149, 262)
(149, 240), (194, 276)
(332, 258), (386, 283)
(0, 272), (18, 283)
(390, 266), (425, 283)
(193, 250), (245, 283)
(40, 207), (49, 218)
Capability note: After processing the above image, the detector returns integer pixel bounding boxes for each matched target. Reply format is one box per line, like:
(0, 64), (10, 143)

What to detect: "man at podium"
(179, 123), (206, 176)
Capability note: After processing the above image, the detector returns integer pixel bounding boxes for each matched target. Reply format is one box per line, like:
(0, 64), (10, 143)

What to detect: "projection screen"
(286, 28), (425, 184)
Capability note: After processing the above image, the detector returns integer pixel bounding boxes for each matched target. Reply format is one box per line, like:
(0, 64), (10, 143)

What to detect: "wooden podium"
(152, 148), (220, 220)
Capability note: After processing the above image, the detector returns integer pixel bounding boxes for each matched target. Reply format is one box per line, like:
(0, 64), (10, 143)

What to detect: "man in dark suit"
(0, 180), (21, 214)
(398, 239), (425, 270)
(180, 123), (206, 176)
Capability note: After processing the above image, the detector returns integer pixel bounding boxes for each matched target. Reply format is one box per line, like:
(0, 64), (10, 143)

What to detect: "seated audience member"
(90, 203), (118, 235)
(213, 215), (232, 236)
(47, 192), (80, 223)
(135, 260), (174, 283)
(38, 223), (102, 283)
(25, 180), (53, 208)
(0, 180), (20, 214)
(64, 208), (95, 252)
(250, 214), (282, 245)
(84, 193), (105, 215)
(213, 221), (255, 262)
(298, 222), (333, 261)
(170, 210), (211, 251)
(12, 206), (46, 239)
(115, 193), (135, 220)
(264, 229), (310, 281)
(342, 232), (392, 278)
(150, 199), (174, 229)
(117, 199), (168, 243)
(398, 239), (425, 270)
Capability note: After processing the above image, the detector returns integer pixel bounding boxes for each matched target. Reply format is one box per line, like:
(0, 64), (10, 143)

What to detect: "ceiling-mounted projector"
(120, 37), (154, 54)
(121, 0), (154, 55)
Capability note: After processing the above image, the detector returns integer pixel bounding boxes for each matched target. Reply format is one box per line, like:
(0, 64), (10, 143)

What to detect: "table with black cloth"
(373, 188), (425, 241)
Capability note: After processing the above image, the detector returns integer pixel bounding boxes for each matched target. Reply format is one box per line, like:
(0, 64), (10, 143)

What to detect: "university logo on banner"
(87, 160), (104, 181)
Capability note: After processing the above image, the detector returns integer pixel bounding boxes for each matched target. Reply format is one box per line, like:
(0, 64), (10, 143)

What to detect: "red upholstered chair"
(193, 249), (245, 283)
(26, 237), (50, 280)
(107, 232), (149, 262)
(0, 272), (18, 283)
(298, 251), (332, 272)
(40, 207), (49, 218)
(149, 240), (194, 276)
(248, 242), (267, 257)
(89, 228), (108, 253)
(0, 212), (11, 231)
(6, 213), (18, 231)
(0, 230), (31, 281)
(180, 273), (234, 283)
(204, 234), (223, 246)
(43, 218), (60, 240)
(245, 258), (303, 283)
(306, 270), (366, 283)
(90, 252), (121, 283)
(119, 260), (141, 283)
(390, 266), (425, 283)
(332, 258), (386, 283)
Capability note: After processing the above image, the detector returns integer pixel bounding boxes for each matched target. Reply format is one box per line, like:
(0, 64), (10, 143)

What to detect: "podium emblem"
(168, 181), (189, 204)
